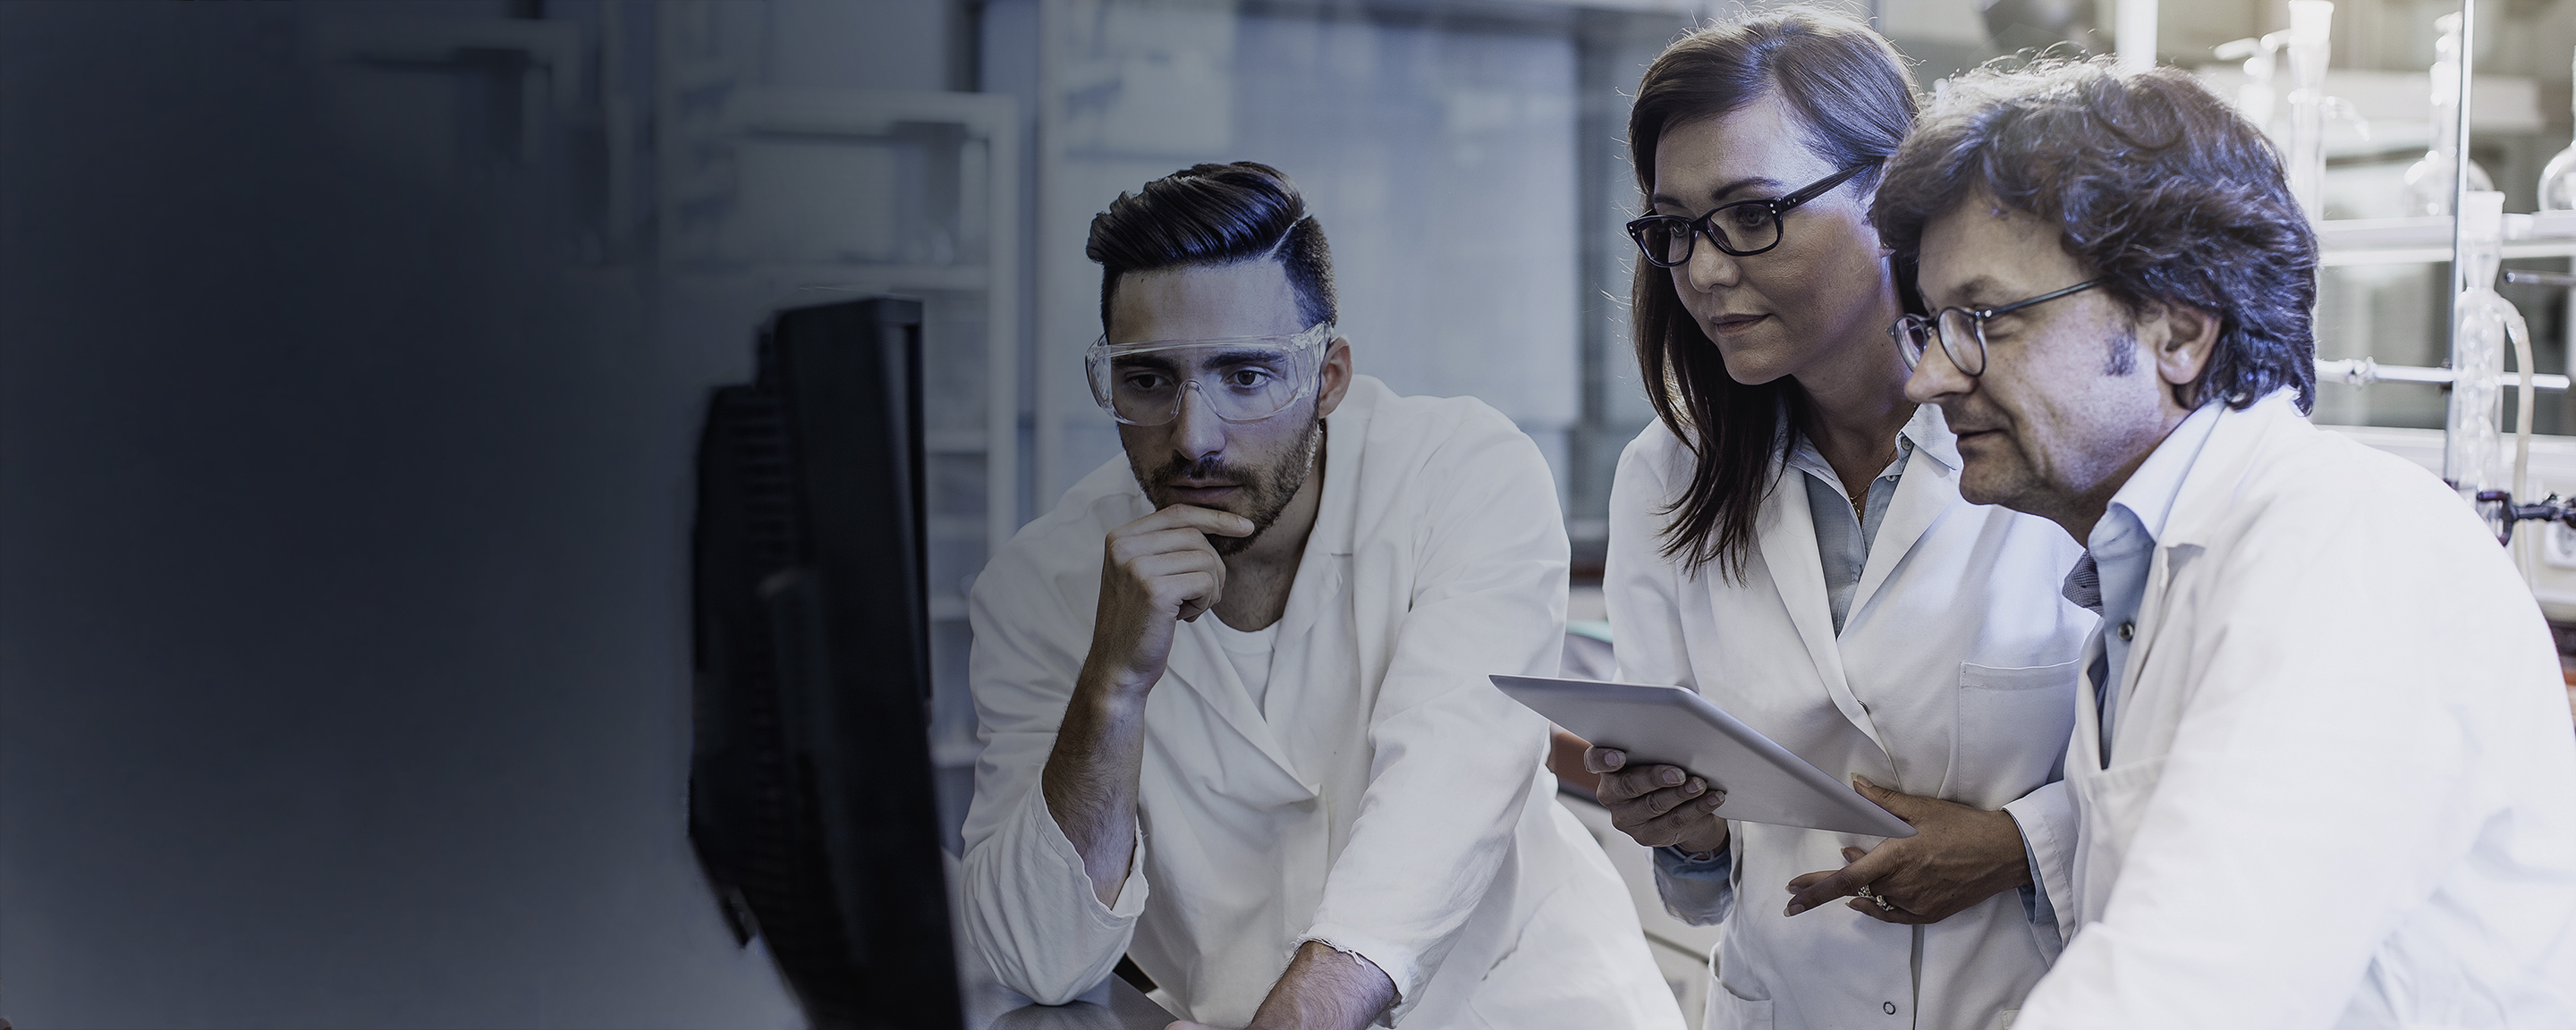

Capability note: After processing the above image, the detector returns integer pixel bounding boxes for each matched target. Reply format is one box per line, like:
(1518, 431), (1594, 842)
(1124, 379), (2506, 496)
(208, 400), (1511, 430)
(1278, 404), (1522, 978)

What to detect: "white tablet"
(1495, 675), (1915, 839)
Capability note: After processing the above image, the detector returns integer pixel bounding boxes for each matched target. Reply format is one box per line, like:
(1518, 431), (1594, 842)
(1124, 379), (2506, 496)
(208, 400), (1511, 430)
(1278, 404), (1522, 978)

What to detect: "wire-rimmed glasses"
(1890, 280), (2106, 377)
(1084, 321), (1334, 426)
(1624, 163), (1877, 266)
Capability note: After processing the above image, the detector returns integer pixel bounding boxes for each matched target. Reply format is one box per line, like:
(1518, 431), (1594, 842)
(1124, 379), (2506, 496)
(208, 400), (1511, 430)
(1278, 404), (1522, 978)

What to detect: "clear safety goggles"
(1084, 321), (1335, 426)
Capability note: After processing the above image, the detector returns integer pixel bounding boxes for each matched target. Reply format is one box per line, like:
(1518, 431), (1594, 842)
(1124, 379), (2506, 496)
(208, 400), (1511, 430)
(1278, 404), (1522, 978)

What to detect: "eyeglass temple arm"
(1780, 163), (1875, 207)
(1977, 278), (2107, 318)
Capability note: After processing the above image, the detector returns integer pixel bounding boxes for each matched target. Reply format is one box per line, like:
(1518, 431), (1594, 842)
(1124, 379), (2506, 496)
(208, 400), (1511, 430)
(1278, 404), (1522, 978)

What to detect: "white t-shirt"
(1206, 615), (1280, 713)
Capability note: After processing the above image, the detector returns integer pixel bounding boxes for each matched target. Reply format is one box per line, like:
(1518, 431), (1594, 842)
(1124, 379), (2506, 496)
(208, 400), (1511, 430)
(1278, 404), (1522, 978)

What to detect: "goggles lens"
(1085, 322), (1334, 426)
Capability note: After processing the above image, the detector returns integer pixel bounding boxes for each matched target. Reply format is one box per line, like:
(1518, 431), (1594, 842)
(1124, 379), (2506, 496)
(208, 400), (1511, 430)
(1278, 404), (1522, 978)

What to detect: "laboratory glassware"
(2283, 2), (2334, 220)
(2402, 13), (2496, 216)
(2539, 47), (2575, 211)
(2444, 191), (2535, 499)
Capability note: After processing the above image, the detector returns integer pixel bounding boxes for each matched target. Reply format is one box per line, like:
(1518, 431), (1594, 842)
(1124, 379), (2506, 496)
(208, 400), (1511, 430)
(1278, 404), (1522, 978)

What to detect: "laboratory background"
(1, 0), (2572, 1027)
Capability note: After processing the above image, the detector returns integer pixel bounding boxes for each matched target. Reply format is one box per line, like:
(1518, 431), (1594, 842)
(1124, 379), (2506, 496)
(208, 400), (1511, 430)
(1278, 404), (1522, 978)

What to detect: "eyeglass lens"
(1635, 205), (1781, 266)
(1109, 356), (1305, 426)
(1934, 308), (1987, 376)
(1894, 317), (1932, 370)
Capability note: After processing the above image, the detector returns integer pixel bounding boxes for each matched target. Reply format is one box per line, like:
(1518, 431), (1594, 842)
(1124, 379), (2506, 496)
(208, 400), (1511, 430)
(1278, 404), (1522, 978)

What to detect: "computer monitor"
(687, 296), (962, 1029)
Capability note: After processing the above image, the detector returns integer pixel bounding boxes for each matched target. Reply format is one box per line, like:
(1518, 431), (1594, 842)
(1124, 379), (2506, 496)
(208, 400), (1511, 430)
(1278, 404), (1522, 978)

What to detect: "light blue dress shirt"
(2063, 402), (2224, 760)
(2020, 401), (2224, 927)
(1651, 426), (1917, 916)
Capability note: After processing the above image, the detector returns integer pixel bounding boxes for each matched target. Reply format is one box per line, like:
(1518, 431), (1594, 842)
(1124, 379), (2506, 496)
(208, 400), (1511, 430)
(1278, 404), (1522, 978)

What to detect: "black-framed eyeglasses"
(1890, 279), (2106, 377)
(1625, 163), (1876, 266)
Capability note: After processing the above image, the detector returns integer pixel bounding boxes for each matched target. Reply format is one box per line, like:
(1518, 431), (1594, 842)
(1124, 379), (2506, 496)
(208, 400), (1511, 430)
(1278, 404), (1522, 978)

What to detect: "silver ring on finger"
(1855, 884), (1895, 912)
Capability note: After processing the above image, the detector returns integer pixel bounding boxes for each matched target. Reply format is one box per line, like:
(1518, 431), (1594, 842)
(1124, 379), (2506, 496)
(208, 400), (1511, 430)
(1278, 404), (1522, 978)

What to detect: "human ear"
(1313, 338), (1355, 418)
(2147, 303), (2221, 406)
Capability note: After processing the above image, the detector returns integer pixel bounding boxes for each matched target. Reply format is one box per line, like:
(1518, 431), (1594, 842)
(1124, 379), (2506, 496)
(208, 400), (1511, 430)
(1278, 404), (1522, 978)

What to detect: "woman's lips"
(1707, 314), (1768, 336)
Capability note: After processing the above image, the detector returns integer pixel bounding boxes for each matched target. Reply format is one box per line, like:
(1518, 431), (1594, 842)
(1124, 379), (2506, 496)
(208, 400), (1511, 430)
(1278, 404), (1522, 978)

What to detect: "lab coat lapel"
(2107, 396), (2284, 756)
(1755, 470), (1891, 754)
(1148, 408), (1381, 800)
(2073, 629), (2110, 772)
(1162, 628), (1312, 796)
(1161, 391), (1373, 802)
(1270, 420), (1357, 668)
(1849, 409), (1962, 622)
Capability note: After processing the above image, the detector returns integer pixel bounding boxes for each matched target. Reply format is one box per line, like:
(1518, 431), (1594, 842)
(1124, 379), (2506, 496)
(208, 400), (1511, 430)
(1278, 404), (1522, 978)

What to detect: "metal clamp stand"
(2477, 490), (2576, 545)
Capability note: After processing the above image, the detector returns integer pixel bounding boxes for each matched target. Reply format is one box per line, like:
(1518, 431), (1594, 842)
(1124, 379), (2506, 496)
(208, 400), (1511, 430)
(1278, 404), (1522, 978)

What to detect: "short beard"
(1132, 416), (1323, 556)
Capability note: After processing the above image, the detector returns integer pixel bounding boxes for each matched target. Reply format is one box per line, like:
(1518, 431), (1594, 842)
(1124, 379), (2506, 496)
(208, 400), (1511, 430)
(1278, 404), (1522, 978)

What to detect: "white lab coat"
(2016, 393), (2576, 1029)
(1606, 405), (2094, 1030)
(960, 376), (1682, 1030)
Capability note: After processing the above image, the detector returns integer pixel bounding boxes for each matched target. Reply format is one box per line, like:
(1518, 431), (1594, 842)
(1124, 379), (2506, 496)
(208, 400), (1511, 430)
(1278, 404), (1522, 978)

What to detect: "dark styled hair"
(1628, 8), (1920, 578)
(1086, 162), (1336, 336)
(1873, 58), (2317, 413)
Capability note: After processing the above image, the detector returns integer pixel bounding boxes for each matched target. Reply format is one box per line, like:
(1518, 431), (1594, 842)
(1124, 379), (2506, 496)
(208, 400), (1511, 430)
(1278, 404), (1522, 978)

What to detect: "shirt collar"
(2090, 401), (2224, 553)
(1784, 412), (1928, 487)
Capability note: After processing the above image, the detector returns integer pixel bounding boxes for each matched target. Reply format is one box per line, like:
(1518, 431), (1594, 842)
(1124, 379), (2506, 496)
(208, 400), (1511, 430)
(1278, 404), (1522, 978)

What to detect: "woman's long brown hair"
(1629, 9), (1919, 580)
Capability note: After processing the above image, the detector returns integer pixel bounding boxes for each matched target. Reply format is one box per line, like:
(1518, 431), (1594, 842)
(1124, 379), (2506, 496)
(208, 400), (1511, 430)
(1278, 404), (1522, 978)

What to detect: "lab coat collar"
(1267, 393), (1365, 685)
(1847, 406), (1962, 626)
(2092, 401), (2224, 553)
(2098, 390), (2301, 760)
(2156, 391), (2305, 552)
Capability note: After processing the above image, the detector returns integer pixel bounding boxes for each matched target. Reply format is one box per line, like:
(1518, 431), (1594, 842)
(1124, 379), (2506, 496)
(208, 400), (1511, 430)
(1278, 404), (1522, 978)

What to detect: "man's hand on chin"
(1168, 941), (1394, 1030)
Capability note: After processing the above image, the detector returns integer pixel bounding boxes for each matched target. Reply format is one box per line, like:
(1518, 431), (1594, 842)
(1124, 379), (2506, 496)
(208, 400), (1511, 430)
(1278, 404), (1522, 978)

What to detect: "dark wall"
(0, 3), (807, 1025)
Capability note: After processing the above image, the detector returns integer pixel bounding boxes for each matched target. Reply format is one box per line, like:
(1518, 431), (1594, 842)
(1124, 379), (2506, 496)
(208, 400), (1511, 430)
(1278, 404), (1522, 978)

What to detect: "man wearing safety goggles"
(958, 162), (1679, 1030)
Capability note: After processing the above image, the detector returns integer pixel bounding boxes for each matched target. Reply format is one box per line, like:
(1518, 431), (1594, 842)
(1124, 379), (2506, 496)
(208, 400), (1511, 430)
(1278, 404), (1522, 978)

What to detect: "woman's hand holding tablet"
(1491, 675), (1914, 839)
(1584, 746), (1730, 859)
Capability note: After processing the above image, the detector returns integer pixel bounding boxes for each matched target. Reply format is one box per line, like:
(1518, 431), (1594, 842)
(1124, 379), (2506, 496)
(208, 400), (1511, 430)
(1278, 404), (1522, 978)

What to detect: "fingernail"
(1784, 903), (1806, 917)
(1704, 794), (1725, 810)
(1683, 779), (1704, 795)
(1659, 768), (1682, 786)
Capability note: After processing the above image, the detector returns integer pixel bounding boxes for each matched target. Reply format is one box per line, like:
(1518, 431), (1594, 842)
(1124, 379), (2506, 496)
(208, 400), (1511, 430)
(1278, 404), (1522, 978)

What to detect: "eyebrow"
(1112, 348), (1286, 372)
(1929, 275), (2015, 308)
(1648, 176), (1789, 213)
(1215, 346), (1291, 361)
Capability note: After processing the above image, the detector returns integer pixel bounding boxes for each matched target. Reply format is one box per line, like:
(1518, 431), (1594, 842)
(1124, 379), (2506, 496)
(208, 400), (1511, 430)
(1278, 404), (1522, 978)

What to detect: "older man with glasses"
(956, 162), (1682, 1030)
(1867, 59), (2576, 1028)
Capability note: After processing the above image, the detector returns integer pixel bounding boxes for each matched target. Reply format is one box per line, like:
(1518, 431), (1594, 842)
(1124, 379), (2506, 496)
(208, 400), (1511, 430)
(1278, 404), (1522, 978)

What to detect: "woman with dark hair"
(1580, 10), (2096, 1029)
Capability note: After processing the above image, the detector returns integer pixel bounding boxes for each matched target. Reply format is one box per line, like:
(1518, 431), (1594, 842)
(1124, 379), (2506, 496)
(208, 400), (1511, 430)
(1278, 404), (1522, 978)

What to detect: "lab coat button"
(2117, 621), (2134, 641)
(1885, 1001), (1898, 1015)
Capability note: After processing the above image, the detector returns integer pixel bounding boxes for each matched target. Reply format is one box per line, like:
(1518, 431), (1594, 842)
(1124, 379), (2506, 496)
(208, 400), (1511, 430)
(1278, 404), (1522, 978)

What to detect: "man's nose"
(1169, 383), (1227, 460)
(1902, 336), (1973, 406)
(1684, 234), (1741, 292)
